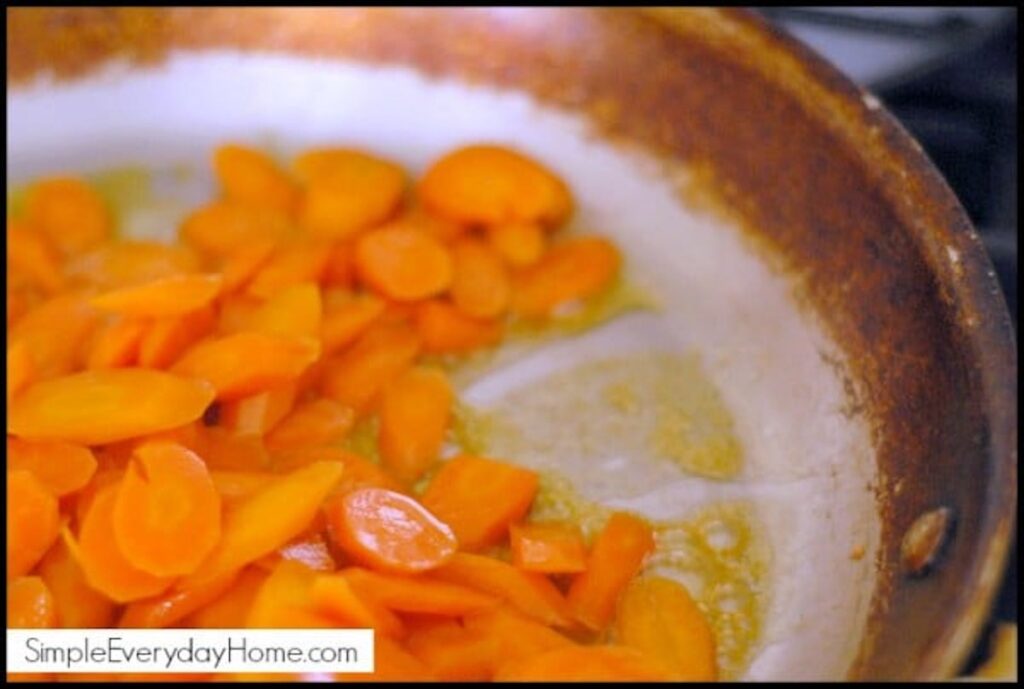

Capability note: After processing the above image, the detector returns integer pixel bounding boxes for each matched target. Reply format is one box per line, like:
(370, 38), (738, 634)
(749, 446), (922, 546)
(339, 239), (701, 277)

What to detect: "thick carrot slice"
(341, 567), (497, 616)
(566, 512), (655, 631)
(320, 292), (386, 356)
(75, 483), (175, 603)
(172, 331), (319, 400)
(325, 487), (457, 574)
(90, 274), (223, 317)
(510, 521), (588, 574)
(449, 238), (511, 319)
(219, 238), (279, 294)
(219, 384), (297, 436)
(24, 177), (111, 256)
(8, 577), (58, 628)
(414, 299), (503, 354)
(418, 145), (572, 227)
(9, 292), (99, 378)
(7, 470), (60, 580)
(185, 567), (268, 629)
(272, 446), (404, 494)
(86, 317), (148, 370)
(309, 574), (406, 638)
(138, 305), (216, 370)
(112, 441), (222, 577)
(245, 282), (322, 339)
(385, 206), (468, 244)
(7, 437), (97, 497)
(405, 619), (499, 681)
(493, 645), (672, 681)
(7, 219), (64, 295)
(195, 426), (270, 472)
(119, 570), (238, 629)
(180, 202), (292, 258)
(264, 397), (354, 453)
(378, 367), (453, 483)
(335, 637), (437, 682)
(214, 144), (297, 214)
(432, 553), (573, 628)
(261, 532), (336, 573)
(8, 369), (215, 445)
(209, 470), (276, 504)
(485, 221), (546, 269)
(464, 606), (574, 663)
(420, 455), (538, 551)
(180, 460), (344, 589)
(512, 236), (620, 318)
(65, 240), (200, 290)
(355, 227), (453, 301)
(247, 559), (337, 629)
(38, 538), (117, 628)
(616, 575), (718, 681)
(7, 339), (35, 403)
(320, 321), (421, 414)
(322, 242), (355, 288)
(245, 243), (331, 300)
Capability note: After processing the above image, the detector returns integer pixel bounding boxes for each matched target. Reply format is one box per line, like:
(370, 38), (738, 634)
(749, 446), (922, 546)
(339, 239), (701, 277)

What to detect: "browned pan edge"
(7, 7), (1016, 679)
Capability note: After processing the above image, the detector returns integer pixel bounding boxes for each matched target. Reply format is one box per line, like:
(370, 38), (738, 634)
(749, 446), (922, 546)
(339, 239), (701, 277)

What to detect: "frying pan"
(6, 7), (1016, 680)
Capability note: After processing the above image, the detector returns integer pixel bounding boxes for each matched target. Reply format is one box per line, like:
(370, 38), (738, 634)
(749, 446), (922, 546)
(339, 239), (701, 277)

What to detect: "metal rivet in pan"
(901, 506), (955, 577)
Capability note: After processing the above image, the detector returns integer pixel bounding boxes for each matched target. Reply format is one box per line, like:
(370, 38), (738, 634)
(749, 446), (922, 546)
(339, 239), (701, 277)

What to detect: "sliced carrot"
(118, 570), (238, 629)
(138, 305), (216, 370)
(219, 384), (298, 436)
(180, 460), (344, 589)
(7, 340), (36, 402)
(341, 567), (497, 616)
(325, 487), (457, 574)
(75, 482), (175, 603)
(449, 238), (511, 319)
(420, 455), (539, 551)
(432, 553), (573, 628)
(214, 144), (297, 214)
(180, 202), (291, 259)
(320, 321), (421, 415)
(172, 331), (319, 400)
(8, 292), (99, 378)
(8, 576), (58, 628)
(263, 532), (337, 573)
(464, 606), (574, 663)
(320, 292), (386, 356)
(485, 221), (546, 268)
(512, 236), (620, 318)
(418, 145), (572, 227)
(322, 242), (355, 288)
(7, 218), (64, 295)
(405, 619), (499, 681)
(7, 437), (97, 497)
(510, 521), (588, 574)
(209, 470), (276, 504)
(272, 446), (405, 494)
(247, 559), (337, 629)
(378, 366), (453, 483)
(385, 205), (468, 244)
(245, 243), (331, 300)
(86, 317), (148, 369)
(245, 282), (322, 339)
(310, 573), (406, 638)
(195, 426), (270, 471)
(71, 469), (127, 531)
(64, 240), (200, 289)
(566, 511), (655, 631)
(185, 567), (268, 629)
(7, 286), (34, 330)
(8, 369), (215, 445)
(263, 397), (354, 453)
(90, 274), (223, 318)
(334, 637), (437, 682)
(112, 441), (222, 576)
(7, 470), (61, 580)
(616, 575), (717, 681)
(414, 299), (503, 354)
(219, 238), (280, 294)
(355, 227), (453, 301)
(38, 538), (117, 628)
(493, 645), (672, 681)
(24, 177), (111, 256)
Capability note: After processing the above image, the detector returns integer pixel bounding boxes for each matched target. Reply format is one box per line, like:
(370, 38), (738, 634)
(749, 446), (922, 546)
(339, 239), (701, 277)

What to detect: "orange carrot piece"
(325, 487), (457, 574)
(566, 512), (655, 631)
(420, 455), (539, 551)
(449, 238), (512, 319)
(24, 177), (112, 256)
(464, 606), (574, 663)
(494, 645), (672, 682)
(245, 243), (331, 300)
(7, 219), (64, 295)
(7, 340), (36, 403)
(75, 483), (175, 603)
(341, 567), (498, 616)
(310, 574), (406, 638)
(219, 238), (280, 295)
(219, 384), (297, 436)
(320, 321), (421, 415)
(432, 553), (573, 628)
(86, 317), (148, 370)
(320, 292), (386, 356)
(185, 567), (268, 629)
(385, 206), (468, 244)
(355, 227), (453, 301)
(38, 538), (117, 628)
(112, 442), (222, 577)
(7, 470), (61, 580)
(510, 521), (588, 574)
(172, 331), (320, 400)
(8, 577), (58, 629)
(322, 242), (355, 288)
(9, 292), (99, 378)
(263, 532), (337, 573)
(485, 221), (546, 269)
(245, 282), (322, 340)
(616, 575), (718, 681)
(246, 560), (337, 629)
(335, 637), (437, 682)
(414, 299), (503, 355)
(90, 274), (223, 317)
(119, 570), (238, 629)
(64, 240), (200, 290)
(8, 369), (216, 445)
(263, 397), (354, 453)
(180, 202), (292, 259)
(378, 366), (453, 483)
(405, 619), (499, 682)
(7, 437), (97, 497)
(214, 144), (297, 214)
(418, 145), (572, 227)
(512, 236), (621, 318)
(195, 426), (270, 472)
(138, 305), (216, 370)
(209, 470), (276, 504)
(272, 446), (404, 494)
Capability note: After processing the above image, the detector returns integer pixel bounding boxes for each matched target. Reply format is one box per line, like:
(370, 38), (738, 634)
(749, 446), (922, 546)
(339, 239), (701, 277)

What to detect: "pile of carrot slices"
(6, 143), (716, 682)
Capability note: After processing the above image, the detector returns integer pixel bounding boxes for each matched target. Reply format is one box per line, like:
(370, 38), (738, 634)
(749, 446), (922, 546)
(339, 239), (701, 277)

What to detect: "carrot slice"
(172, 331), (319, 400)
(246, 560), (337, 629)
(378, 366), (453, 483)
(405, 619), (499, 681)
(7, 437), (97, 497)
(194, 426), (270, 472)
(341, 567), (497, 616)
(214, 144), (297, 214)
(209, 471), (276, 504)
(320, 321), (421, 415)
(449, 238), (511, 319)
(464, 606), (574, 663)
(512, 236), (620, 318)
(185, 567), (268, 629)
(86, 317), (148, 370)
(485, 221), (546, 269)
(418, 145), (572, 227)
(272, 446), (404, 494)
(432, 553), (573, 628)
(8, 369), (215, 445)
(180, 202), (292, 258)
(8, 576), (58, 628)
(262, 532), (337, 573)
(90, 274), (223, 317)
(322, 242), (355, 288)
(566, 512), (655, 631)
(355, 227), (453, 301)
(9, 292), (99, 378)
(38, 538), (117, 628)
(219, 238), (279, 294)
(309, 574), (406, 638)
(384, 206), (468, 244)
(245, 282), (322, 340)
(264, 397), (354, 453)
(24, 177), (111, 256)
(137, 305), (216, 370)
(75, 482), (175, 603)
(112, 441), (222, 577)
(219, 384), (297, 436)
(420, 455), (538, 551)
(7, 340), (35, 403)
(245, 243), (331, 300)
(494, 645), (672, 681)
(334, 637), (437, 682)
(320, 292), (386, 356)
(65, 240), (200, 290)
(7, 470), (60, 580)
(616, 575), (718, 681)
(7, 218), (64, 295)
(414, 299), (502, 354)
(325, 487), (457, 574)
(119, 570), (238, 629)
(510, 521), (588, 574)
